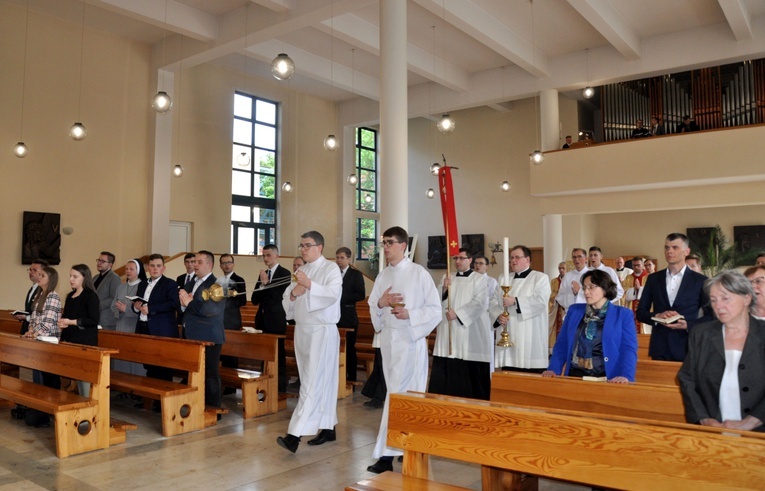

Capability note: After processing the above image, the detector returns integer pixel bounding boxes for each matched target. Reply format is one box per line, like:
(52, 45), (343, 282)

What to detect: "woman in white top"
(678, 270), (765, 432)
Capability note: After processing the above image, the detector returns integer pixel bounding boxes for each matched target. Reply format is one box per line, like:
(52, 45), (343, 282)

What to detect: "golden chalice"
(497, 285), (513, 347)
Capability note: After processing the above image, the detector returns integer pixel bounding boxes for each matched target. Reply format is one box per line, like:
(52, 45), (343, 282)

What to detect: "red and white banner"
(438, 166), (460, 257)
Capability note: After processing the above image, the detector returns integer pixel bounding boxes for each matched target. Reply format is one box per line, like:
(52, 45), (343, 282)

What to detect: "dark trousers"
(345, 325), (358, 382)
(361, 348), (387, 402)
(205, 344), (223, 408)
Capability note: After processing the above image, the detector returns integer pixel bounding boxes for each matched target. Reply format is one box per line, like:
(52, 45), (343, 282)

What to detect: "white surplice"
(434, 271), (492, 363)
(368, 257), (441, 458)
(490, 270), (551, 369)
(282, 255), (342, 436)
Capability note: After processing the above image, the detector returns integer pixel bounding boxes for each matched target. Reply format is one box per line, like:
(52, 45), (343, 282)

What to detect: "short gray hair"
(704, 270), (754, 311)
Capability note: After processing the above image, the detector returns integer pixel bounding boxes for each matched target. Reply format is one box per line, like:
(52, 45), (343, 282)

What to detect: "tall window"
(355, 127), (378, 260)
(231, 93), (278, 254)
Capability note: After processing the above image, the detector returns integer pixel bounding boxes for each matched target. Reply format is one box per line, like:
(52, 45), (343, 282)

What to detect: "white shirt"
(666, 265), (686, 306)
(139, 277), (159, 321)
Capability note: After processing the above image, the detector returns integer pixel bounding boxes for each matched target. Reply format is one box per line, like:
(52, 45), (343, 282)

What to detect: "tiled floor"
(0, 385), (590, 491)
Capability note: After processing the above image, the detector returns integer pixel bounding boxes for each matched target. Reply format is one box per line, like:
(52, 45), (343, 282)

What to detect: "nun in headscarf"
(110, 258), (147, 376)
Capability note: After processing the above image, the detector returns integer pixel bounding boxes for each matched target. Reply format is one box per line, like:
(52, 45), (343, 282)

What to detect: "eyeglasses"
(474, 262), (486, 266)
(297, 243), (318, 250)
(582, 284), (601, 291)
(220, 261), (233, 266)
(96, 259), (110, 264)
(381, 239), (402, 247)
(750, 277), (765, 286)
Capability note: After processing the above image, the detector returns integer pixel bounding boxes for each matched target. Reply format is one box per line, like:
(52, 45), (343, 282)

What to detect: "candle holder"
(497, 285), (513, 347)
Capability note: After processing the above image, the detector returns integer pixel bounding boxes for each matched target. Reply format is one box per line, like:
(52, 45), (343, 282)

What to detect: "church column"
(150, 69), (174, 254)
(543, 214), (563, 277)
(539, 88), (559, 152)
(378, 0), (408, 232)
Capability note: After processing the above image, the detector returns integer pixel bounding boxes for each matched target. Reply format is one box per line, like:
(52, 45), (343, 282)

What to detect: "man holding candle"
(429, 248), (493, 400)
(491, 245), (551, 372)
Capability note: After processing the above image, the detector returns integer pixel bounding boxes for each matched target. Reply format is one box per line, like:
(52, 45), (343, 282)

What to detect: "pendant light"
(426, 188), (436, 199)
(152, 0), (173, 113)
(281, 181), (294, 192)
(436, 114), (455, 134)
(582, 49), (595, 99)
(14, 0), (31, 158)
(529, 0), (543, 165)
(271, 53), (295, 81)
(173, 36), (185, 177)
(69, 2), (87, 140)
(324, 3), (338, 151)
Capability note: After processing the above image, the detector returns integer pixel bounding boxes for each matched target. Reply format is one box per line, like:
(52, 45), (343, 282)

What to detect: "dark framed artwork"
(22, 211), (61, 265)
(687, 227), (714, 255)
(734, 225), (765, 254)
(461, 234), (484, 259)
(427, 235), (447, 269)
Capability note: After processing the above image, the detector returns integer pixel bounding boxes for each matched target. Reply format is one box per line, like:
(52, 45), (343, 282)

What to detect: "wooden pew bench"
(347, 392), (765, 491)
(636, 359), (681, 386)
(219, 330), (281, 418)
(637, 333), (650, 360)
(0, 333), (115, 458)
(490, 370), (685, 423)
(98, 330), (209, 437)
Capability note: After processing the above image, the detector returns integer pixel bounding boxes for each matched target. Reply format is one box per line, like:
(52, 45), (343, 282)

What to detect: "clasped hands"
(290, 271), (311, 299)
(377, 287), (408, 319)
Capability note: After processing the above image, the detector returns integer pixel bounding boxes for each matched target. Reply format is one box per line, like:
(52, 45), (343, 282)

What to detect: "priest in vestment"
(490, 245), (551, 372)
(429, 248), (492, 400)
(621, 257), (648, 333)
(277, 231), (342, 454)
(366, 227), (441, 474)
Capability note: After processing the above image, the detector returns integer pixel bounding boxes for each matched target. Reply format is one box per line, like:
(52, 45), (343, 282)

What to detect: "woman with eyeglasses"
(543, 269), (637, 383)
(744, 266), (765, 320)
(678, 270), (765, 431)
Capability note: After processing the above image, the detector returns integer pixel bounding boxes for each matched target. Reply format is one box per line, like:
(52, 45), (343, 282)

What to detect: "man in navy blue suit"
(133, 253), (181, 381)
(179, 250), (226, 409)
(637, 233), (711, 361)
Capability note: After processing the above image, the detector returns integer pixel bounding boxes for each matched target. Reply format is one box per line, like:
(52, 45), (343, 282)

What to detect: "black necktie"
(267, 270), (272, 282)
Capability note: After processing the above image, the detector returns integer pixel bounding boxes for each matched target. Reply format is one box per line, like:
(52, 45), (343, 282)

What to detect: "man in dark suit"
(14, 259), (48, 334)
(179, 250), (226, 409)
(133, 254), (181, 381)
(219, 254), (247, 330)
(335, 247), (366, 383)
(637, 232), (711, 361)
(176, 253), (196, 326)
(94, 251), (120, 330)
(251, 244), (291, 392)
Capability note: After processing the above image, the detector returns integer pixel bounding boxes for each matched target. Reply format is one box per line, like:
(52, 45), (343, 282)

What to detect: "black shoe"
(307, 428), (336, 446)
(367, 458), (393, 474)
(363, 399), (384, 408)
(398, 456), (403, 463)
(11, 405), (27, 420)
(276, 434), (300, 453)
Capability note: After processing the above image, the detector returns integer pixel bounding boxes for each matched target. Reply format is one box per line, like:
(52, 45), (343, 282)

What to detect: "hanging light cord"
(19, 0), (31, 140)
(76, 2), (86, 120)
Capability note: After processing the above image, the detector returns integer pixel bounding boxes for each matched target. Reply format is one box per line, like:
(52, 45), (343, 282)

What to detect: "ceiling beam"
(318, 13), (470, 91)
(411, 0), (550, 78)
(247, 40), (380, 100)
(718, 0), (753, 41)
(249, 0), (295, 14)
(566, 0), (641, 61)
(87, 0), (218, 41)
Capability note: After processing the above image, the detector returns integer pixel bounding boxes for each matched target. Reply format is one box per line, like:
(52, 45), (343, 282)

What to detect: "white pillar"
(378, 0), (408, 233)
(543, 214), (563, 277)
(150, 69), (174, 254)
(539, 89), (559, 152)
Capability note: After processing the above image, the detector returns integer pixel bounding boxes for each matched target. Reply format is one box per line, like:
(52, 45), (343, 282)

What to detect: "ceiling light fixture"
(172, 164), (184, 177)
(271, 53), (295, 81)
(152, 0), (173, 113)
(501, 181), (511, 192)
(436, 114), (455, 134)
(426, 188), (436, 199)
(69, 2), (87, 140)
(346, 174), (358, 185)
(281, 181), (294, 192)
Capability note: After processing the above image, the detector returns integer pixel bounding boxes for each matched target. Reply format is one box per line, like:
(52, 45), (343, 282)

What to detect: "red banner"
(438, 166), (460, 257)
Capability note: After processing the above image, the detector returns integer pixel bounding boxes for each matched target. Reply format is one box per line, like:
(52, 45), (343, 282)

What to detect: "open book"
(651, 314), (684, 324)
(125, 295), (148, 305)
(11, 310), (30, 316)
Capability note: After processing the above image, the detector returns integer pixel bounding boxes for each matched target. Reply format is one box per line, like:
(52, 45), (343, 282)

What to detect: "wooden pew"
(219, 330), (281, 418)
(490, 370), (685, 423)
(636, 359), (681, 386)
(98, 330), (209, 437)
(347, 392), (765, 491)
(638, 333), (650, 360)
(0, 333), (115, 458)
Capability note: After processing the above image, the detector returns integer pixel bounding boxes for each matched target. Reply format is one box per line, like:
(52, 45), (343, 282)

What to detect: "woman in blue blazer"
(544, 269), (638, 382)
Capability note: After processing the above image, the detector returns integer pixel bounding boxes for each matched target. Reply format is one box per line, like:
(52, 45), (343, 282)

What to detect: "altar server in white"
(491, 245), (551, 372)
(429, 248), (493, 400)
(276, 231), (342, 454)
(366, 226), (441, 474)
